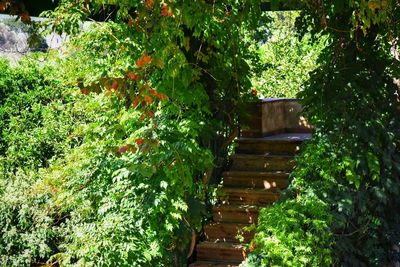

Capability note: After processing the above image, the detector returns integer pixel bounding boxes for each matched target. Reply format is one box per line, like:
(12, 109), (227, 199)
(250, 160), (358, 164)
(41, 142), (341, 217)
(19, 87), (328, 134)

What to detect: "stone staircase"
(189, 133), (311, 266)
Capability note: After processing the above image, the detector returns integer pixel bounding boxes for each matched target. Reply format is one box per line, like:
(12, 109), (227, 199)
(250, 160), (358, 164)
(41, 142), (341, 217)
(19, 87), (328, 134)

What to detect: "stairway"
(189, 133), (311, 267)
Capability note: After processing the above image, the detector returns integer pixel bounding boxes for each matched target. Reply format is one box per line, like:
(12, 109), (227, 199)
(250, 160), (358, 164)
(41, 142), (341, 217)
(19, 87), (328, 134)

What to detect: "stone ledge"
(240, 98), (312, 138)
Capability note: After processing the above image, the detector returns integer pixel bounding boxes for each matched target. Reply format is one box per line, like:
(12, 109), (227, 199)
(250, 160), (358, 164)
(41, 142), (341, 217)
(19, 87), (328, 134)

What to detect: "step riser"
(236, 142), (301, 155)
(223, 175), (288, 189)
(204, 224), (255, 243)
(231, 157), (295, 172)
(197, 247), (245, 262)
(189, 262), (240, 267)
(213, 209), (259, 224)
(219, 191), (279, 205)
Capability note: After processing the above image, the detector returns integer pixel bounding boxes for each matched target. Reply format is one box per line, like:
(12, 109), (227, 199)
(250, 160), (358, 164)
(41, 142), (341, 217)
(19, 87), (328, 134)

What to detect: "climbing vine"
(0, 1), (265, 266)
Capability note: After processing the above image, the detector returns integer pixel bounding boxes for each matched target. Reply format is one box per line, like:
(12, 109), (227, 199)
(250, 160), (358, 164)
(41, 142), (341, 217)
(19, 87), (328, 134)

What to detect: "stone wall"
(240, 98), (313, 137)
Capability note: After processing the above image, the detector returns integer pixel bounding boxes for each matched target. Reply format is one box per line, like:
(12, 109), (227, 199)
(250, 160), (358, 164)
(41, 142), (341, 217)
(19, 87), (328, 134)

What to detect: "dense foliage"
(0, 0), (264, 266)
(247, 1), (400, 266)
(0, 55), (213, 266)
(0, 58), (97, 265)
(251, 11), (325, 98)
(1, 0), (399, 266)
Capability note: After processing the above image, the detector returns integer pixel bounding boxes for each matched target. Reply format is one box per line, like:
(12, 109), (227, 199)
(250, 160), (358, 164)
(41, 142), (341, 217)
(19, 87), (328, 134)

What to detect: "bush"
(0, 55), (213, 266)
(244, 193), (333, 267)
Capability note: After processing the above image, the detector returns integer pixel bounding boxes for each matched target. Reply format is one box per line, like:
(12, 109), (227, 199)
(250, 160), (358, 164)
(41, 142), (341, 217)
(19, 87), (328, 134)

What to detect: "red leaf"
(251, 89), (257, 96)
(135, 138), (145, 145)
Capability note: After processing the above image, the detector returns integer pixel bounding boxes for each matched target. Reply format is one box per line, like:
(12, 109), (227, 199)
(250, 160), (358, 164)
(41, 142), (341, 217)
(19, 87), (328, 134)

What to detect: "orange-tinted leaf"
(161, 3), (173, 17)
(127, 72), (140, 81)
(157, 93), (168, 101)
(0, 3), (6, 11)
(136, 54), (152, 68)
(132, 97), (140, 108)
(144, 95), (153, 104)
(368, 1), (381, 10)
(146, 110), (154, 118)
(145, 0), (154, 9)
(251, 89), (257, 96)
(149, 89), (158, 96)
(118, 144), (137, 154)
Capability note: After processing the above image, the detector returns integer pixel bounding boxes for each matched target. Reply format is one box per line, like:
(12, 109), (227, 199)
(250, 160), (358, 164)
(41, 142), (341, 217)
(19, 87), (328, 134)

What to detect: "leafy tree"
(247, 1), (400, 266)
(251, 11), (326, 98)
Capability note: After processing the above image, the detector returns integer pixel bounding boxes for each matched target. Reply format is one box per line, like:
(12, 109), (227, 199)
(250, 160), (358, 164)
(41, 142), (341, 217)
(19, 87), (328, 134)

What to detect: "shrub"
(244, 194), (333, 267)
(0, 56), (213, 266)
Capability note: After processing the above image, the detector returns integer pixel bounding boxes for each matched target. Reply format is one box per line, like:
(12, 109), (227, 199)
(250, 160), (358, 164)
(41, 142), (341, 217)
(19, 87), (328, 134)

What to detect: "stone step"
(222, 171), (289, 189)
(231, 154), (295, 172)
(219, 187), (280, 205)
(204, 222), (254, 243)
(213, 204), (259, 224)
(196, 241), (246, 262)
(235, 137), (304, 155)
(189, 261), (241, 267)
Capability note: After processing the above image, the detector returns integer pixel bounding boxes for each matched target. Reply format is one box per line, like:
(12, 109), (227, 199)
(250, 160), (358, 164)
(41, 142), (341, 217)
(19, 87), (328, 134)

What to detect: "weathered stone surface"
(241, 99), (313, 137)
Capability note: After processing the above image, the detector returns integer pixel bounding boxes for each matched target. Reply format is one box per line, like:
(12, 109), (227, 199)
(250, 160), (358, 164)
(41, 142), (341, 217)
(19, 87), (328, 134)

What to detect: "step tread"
(204, 222), (254, 243)
(231, 154), (295, 172)
(219, 187), (280, 205)
(213, 204), (260, 212)
(196, 241), (246, 262)
(222, 171), (290, 177)
(189, 261), (241, 267)
(220, 187), (282, 194)
(212, 204), (260, 224)
(237, 133), (311, 142)
(197, 241), (246, 249)
(222, 171), (289, 189)
(232, 154), (294, 159)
